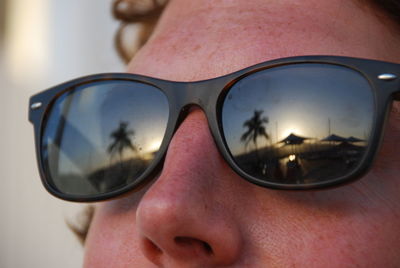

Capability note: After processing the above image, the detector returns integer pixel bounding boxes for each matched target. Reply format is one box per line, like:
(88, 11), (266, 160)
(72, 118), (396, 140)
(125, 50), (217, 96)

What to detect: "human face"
(84, 0), (400, 267)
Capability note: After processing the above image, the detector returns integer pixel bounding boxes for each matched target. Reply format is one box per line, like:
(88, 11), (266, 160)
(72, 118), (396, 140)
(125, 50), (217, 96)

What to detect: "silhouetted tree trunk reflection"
(241, 110), (270, 169)
(86, 121), (144, 193)
(241, 110), (270, 149)
(108, 121), (137, 164)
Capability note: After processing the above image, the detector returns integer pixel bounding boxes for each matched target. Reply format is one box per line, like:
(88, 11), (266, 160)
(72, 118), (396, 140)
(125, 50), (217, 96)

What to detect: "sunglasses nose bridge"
(175, 78), (227, 111)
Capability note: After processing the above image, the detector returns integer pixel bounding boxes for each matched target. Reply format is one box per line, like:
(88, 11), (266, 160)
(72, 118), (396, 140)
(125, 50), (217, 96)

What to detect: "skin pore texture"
(84, 0), (400, 267)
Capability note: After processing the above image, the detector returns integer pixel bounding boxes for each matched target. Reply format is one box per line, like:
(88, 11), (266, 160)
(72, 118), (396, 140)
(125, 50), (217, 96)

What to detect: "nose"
(136, 109), (243, 267)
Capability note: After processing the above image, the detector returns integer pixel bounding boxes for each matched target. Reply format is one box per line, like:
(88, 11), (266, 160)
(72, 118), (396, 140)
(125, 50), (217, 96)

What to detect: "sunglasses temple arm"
(394, 91), (400, 101)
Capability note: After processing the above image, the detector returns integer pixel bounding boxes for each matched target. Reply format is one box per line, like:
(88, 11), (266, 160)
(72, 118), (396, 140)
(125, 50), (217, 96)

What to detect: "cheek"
(293, 213), (400, 266)
(83, 203), (148, 268)
(246, 187), (400, 267)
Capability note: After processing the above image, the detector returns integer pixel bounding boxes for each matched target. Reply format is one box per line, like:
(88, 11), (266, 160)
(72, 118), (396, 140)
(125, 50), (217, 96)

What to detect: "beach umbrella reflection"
(279, 133), (310, 145)
(346, 136), (365, 143)
(321, 134), (348, 143)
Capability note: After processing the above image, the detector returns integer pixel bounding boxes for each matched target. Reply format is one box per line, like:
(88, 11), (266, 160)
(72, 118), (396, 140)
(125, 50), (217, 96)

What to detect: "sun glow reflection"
(281, 127), (301, 140)
(147, 139), (162, 153)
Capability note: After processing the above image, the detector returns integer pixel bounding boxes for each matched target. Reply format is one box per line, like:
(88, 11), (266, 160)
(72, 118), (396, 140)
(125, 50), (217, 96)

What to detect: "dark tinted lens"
(42, 80), (169, 196)
(222, 63), (374, 186)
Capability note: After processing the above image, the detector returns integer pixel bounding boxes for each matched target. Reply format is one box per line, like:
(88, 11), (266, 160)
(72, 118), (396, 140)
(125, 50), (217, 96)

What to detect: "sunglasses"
(29, 55), (400, 202)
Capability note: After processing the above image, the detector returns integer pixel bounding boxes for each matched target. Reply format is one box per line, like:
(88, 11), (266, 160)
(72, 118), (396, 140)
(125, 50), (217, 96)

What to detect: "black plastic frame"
(28, 55), (400, 202)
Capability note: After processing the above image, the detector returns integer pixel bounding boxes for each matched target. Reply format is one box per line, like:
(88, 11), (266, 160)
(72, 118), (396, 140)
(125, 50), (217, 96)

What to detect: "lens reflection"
(42, 80), (169, 196)
(222, 64), (373, 185)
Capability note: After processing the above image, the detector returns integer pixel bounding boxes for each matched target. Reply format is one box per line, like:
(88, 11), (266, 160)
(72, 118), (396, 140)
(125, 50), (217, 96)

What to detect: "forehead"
(128, 0), (400, 80)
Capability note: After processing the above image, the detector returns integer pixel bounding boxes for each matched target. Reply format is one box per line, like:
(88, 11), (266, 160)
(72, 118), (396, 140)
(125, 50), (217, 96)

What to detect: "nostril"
(174, 236), (214, 255)
(143, 237), (163, 255)
(202, 241), (213, 255)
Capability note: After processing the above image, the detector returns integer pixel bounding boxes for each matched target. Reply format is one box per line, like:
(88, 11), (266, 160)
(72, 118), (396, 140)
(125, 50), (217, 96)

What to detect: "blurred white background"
(0, 0), (125, 267)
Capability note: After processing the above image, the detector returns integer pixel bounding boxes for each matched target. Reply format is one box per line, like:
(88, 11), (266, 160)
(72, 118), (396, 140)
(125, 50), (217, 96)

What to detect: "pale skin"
(84, 0), (400, 267)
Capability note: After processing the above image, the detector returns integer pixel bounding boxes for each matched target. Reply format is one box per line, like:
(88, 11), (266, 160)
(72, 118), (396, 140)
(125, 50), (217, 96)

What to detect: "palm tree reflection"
(108, 121), (137, 163)
(240, 110), (275, 176)
(87, 121), (147, 193)
(241, 110), (270, 151)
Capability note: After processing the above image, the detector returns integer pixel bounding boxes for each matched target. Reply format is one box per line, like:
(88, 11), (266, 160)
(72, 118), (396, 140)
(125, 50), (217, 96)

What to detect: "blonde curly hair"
(112, 0), (169, 63)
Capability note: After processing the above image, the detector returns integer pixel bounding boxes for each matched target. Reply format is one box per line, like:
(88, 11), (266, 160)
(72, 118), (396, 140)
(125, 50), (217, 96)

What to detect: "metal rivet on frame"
(378, 73), (397, 81)
(30, 102), (42, 110)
